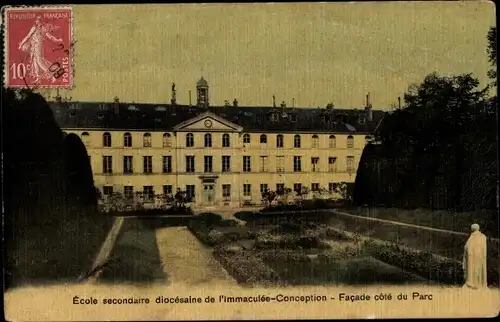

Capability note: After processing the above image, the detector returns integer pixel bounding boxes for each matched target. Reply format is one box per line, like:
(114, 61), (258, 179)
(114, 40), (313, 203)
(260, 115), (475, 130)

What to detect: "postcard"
(2, 2), (499, 320)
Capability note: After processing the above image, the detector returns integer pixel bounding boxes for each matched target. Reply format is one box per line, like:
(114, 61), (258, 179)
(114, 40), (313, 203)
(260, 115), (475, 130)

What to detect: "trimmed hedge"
(261, 199), (338, 213)
(213, 246), (284, 287)
(254, 230), (330, 250)
(106, 206), (194, 217)
(188, 219), (254, 247)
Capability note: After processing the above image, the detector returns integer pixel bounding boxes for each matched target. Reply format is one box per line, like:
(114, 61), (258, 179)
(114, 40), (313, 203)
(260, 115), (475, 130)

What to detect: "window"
(346, 156), (355, 173)
(222, 156), (231, 172)
(290, 114), (297, 122)
(294, 134), (301, 148)
(143, 186), (154, 201)
(204, 156), (213, 173)
(103, 156), (112, 174)
(347, 135), (354, 148)
(243, 156), (251, 172)
(143, 156), (153, 174)
(328, 157), (337, 172)
(143, 133), (152, 147)
(276, 134), (284, 148)
(103, 132), (111, 147)
(124, 132), (132, 147)
(163, 185), (173, 196)
(204, 133), (212, 147)
(123, 156), (133, 174)
(103, 186), (113, 197)
(311, 157), (319, 172)
(293, 156), (302, 172)
(163, 133), (172, 147)
(124, 186), (134, 200)
(243, 134), (250, 144)
(329, 135), (336, 148)
(186, 185), (195, 201)
(329, 182), (336, 193)
(294, 183), (302, 193)
(270, 113), (278, 122)
(260, 184), (268, 197)
(260, 134), (267, 144)
(81, 132), (90, 146)
(312, 135), (319, 148)
(185, 156), (195, 173)
(276, 183), (285, 193)
(365, 135), (373, 145)
(311, 183), (320, 191)
(162, 156), (172, 173)
(186, 133), (194, 147)
(260, 156), (269, 172)
(276, 156), (285, 172)
(222, 184), (231, 201)
(243, 184), (252, 197)
(222, 133), (230, 147)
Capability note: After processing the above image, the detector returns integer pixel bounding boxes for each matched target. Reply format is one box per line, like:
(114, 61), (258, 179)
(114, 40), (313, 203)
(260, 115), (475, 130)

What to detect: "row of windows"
(78, 132), (372, 149)
(98, 155), (356, 174)
(102, 182), (346, 200)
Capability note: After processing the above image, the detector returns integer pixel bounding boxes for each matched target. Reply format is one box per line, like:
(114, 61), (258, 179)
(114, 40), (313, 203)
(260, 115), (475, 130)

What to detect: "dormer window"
(322, 114), (330, 123)
(358, 116), (366, 124)
(128, 105), (138, 111)
(69, 103), (79, 110)
(270, 113), (279, 122)
(99, 104), (107, 110)
(289, 113), (297, 122)
(155, 106), (167, 112)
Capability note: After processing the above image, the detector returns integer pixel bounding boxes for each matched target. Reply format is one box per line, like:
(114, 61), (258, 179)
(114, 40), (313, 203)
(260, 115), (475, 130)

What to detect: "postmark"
(3, 6), (74, 89)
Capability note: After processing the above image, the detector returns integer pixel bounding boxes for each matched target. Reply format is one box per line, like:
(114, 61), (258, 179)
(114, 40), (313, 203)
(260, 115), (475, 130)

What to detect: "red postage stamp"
(3, 6), (73, 88)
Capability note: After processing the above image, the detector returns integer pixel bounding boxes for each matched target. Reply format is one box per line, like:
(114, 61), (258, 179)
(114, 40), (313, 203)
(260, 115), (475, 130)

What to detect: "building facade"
(49, 78), (385, 208)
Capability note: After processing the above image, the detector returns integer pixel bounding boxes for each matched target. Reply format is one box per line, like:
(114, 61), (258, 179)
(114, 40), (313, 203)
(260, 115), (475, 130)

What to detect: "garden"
(186, 211), (497, 288)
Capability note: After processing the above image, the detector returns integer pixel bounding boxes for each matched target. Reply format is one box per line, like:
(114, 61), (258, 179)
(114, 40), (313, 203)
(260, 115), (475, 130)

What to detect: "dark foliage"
(487, 26), (497, 85)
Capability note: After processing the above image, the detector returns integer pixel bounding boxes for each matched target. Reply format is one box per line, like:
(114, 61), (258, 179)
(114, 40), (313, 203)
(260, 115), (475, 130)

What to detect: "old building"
(48, 78), (386, 208)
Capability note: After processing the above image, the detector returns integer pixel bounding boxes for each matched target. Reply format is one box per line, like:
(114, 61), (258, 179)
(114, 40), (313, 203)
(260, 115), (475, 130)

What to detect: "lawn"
(187, 213), (478, 287)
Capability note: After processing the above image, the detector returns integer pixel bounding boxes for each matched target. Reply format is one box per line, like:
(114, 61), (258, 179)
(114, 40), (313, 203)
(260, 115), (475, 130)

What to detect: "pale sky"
(49, 2), (495, 109)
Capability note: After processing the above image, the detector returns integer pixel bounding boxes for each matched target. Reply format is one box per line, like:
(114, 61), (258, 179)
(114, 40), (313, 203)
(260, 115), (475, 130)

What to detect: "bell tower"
(196, 77), (209, 108)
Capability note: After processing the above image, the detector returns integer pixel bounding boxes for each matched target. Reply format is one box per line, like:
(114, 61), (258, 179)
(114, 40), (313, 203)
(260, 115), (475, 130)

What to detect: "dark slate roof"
(48, 101), (387, 134)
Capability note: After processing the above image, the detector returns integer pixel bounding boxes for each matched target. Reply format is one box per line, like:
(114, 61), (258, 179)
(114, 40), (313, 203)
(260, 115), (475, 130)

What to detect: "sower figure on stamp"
(462, 223), (488, 289)
(18, 15), (63, 84)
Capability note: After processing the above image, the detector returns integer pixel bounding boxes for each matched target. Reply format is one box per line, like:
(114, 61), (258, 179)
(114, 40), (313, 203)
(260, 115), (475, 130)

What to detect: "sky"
(45, 2), (495, 109)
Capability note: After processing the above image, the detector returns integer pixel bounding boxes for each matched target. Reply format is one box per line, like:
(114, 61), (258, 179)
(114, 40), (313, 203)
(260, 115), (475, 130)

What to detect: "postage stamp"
(3, 6), (73, 88)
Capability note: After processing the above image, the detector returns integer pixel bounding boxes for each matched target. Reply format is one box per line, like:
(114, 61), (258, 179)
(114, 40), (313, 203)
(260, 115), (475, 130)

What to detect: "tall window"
(222, 133), (230, 147)
(243, 133), (250, 144)
(185, 156), (195, 173)
(312, 135), (319, 148)
(347, 135), (354, 148)
(329, 183), (336, 193)
(260, 156), (269, 172)
(276, 156), (284, 172)
(329, 135), (336, 148)
(163, 185), (173, 196)
(162, 156), (172, 173)
(294, 134), (301, 148)
(123, 156), (133, 174)
(143, 133), (152, 147)
(222, 184), (231, 201)
(103, 132), (111, 147)
(260, 184), (268, 196)
(186, 133), (194, 147)
(311, 183), (320, 191)
(222, 156), (231, 172)
(103, 186), (113, 198)
(294, 183), (302, 193)
(204, 156), (213, 173)
(293, 156), (302, 172)
(276, 134), (284, 148)
(143, 156), (153, 173)
(124, 132), (132, 147)
(163, 133), (172, 147)
(81, 132), (90, 146)
(143, 186), (154, 201)
(311, 157), (319, 172)
(260, 134), (267, 144)
(243, 156), (251, 172)
(346, 156), (355, 173)
(103, 156), (112, 174)
(328, 157), (337, 172)
(276, 183), (285, 193)
(243, 184), (252, 197)
(186, 185), (195, 201)
(124, 186), (134, 200)
(204, 133), (212, 147)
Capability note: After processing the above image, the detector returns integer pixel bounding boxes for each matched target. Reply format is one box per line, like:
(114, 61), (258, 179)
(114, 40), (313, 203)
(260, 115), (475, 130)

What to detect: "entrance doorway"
(203, 184), (215, 206)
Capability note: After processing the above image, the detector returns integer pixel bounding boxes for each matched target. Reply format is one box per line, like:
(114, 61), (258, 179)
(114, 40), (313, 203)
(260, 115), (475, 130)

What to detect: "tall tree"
(487, 26), (497, 86)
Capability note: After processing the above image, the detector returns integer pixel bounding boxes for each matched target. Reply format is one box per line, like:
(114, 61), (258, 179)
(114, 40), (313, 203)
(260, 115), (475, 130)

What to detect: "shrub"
(214, 247), (283, 286)
(254, 230), (324, 249)
(258, 249), (310, 262)
(323, 227), (357, 241)
(318, 244), (366, 262)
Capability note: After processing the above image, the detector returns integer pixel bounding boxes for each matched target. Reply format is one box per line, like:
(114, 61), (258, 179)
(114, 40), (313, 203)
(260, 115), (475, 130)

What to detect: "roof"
(48, 101), (387, 134)
(197, 77), (208, 87)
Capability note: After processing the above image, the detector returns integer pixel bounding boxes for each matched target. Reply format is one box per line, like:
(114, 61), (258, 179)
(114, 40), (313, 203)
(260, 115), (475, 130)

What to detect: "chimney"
(233, 98), (238, 107)
(188, 90), (192, 106)
(365, 92), (373, 121)
(55, 88), (62, 103)
(113, 96), (119, 115)
(292, 98), (295, 108)
(171, 82), (177, 105)
(397, 96), (401, 109)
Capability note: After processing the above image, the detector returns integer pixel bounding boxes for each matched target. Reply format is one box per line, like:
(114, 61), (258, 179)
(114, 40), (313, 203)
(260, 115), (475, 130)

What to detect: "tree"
(487, 27), (496, 86)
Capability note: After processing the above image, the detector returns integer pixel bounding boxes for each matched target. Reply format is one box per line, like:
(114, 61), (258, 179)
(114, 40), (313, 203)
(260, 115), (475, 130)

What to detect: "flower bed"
(105, 206), (194, 217)
(188, 218), (253, 247)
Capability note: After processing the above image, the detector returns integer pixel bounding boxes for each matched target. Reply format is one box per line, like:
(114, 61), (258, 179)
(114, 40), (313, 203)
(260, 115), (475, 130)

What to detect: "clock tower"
(196, 77), (209, 109)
